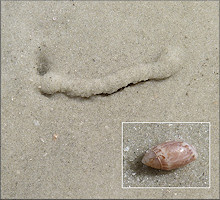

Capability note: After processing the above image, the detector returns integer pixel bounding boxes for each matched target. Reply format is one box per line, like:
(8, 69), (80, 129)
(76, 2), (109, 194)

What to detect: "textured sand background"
(1, 1), (219, 199)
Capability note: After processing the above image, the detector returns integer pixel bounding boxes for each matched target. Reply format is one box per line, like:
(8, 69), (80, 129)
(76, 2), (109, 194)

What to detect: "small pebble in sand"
(33, 120), (40, 126)
(53, 133), (58, 141)
(142, 141), (198, 170)
(40, 138), (45, 143)
(124, 146), (130, 152)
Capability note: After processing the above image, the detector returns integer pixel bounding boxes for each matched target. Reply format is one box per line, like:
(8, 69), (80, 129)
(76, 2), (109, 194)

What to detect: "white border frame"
(121, 122), (211, 189)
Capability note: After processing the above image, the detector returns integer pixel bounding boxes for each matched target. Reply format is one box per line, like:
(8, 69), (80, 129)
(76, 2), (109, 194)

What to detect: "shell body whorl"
(142, 141), (198, 170)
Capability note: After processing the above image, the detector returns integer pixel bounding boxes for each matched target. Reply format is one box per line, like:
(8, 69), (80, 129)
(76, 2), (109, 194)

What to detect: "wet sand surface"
(1, 1), (219, 199)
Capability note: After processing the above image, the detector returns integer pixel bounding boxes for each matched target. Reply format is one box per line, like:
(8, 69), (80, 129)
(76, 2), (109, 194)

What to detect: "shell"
(142, 141), (198, 170)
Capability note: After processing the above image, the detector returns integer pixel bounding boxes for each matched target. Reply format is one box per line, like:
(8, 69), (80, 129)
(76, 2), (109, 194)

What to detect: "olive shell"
(142, 141), (198, 170)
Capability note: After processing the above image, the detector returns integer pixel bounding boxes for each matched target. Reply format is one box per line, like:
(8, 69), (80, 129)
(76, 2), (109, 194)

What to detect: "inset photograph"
(122, 122), (210, 188)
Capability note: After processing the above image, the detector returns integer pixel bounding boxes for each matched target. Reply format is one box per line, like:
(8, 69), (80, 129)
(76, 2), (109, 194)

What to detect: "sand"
(1, 1), (219, 199)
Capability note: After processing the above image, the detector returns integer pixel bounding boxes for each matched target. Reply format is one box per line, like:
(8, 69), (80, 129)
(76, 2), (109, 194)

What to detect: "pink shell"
(142, 141), (198, 170)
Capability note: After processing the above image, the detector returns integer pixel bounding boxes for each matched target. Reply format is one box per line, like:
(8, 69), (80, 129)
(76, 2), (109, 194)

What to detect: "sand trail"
(38, 46), (185, 97)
